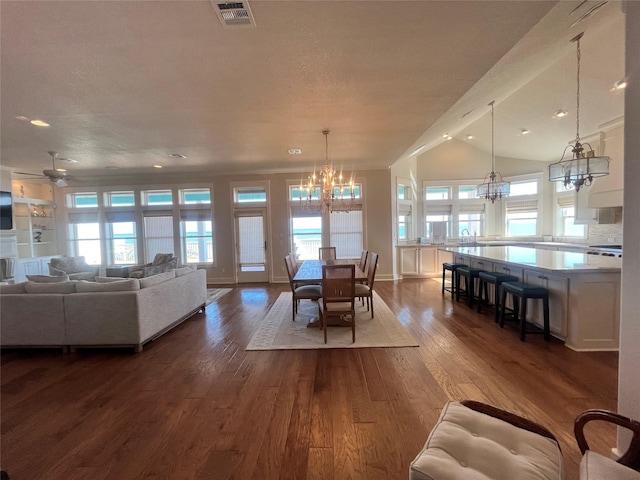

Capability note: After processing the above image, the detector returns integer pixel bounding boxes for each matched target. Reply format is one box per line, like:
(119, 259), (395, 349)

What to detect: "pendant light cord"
(490, 100), (495, 174)
(572, 32), (584, 145)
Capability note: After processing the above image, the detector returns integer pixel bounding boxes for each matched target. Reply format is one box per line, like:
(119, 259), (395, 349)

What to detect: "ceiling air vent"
(211, 1), (256, 28)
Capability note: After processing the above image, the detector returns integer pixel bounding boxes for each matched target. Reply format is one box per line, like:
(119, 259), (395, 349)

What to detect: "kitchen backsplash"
(588, 208), (624, 245)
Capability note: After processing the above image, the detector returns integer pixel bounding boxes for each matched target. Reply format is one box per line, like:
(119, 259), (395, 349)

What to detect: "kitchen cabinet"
(13, 198), (58, 259)
(587, 123), (624, 208)
(398, 246), (439, 277)
(523, 269), (569, 338)
(492, 261), (523, 281)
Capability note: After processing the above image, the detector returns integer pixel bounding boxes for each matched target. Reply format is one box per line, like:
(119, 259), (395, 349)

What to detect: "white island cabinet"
(397, 245), (453, 277)
(440, 246), (621, 351)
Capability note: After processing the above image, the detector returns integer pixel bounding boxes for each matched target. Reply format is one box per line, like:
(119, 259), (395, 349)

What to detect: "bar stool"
(441, 263), (465, 298)
(477, 271), (519, 322)
(456, 266), (485, 307)
(499, 281), (550, 342)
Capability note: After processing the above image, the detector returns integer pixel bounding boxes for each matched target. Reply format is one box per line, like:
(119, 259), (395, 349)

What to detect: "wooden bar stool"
(456, 266), (485, 307)
(477, 271), (519, 322)
(499, 281), (550, 342)
(441, 263), (465, 298)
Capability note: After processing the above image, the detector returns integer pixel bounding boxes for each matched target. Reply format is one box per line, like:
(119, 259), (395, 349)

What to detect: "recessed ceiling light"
(153, 165), (163, 169)
(612, 79), (627, 90)
(15, 116), (30, 121)
(55, 168), (67, 173)
(168, 153), (187, 158)
(30, 119), (50, 127)
(520, 129), (530, 135)
(446, 135), (452, 141)
(466, 135), (474, 140)
(554, 110), (568, 118)
(442, 133), (449, 139)
(288, 148), (302, 155)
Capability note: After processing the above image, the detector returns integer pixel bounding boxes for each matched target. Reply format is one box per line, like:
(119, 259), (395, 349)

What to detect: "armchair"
(48, 255), (98, 281)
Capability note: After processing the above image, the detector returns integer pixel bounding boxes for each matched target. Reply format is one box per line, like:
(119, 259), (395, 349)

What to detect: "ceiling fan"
(15, 151), (79, 187)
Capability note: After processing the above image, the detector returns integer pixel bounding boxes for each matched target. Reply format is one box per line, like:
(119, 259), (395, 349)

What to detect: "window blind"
(556, 195), (574, 208)
(330, 210), (363, 259)
(505, 199), (538, 213)
(67, 212), (99, 223)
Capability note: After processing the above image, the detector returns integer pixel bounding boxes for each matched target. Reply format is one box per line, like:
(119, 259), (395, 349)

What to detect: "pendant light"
(548, 32), (609, 192)
(476, 101), (510, 203)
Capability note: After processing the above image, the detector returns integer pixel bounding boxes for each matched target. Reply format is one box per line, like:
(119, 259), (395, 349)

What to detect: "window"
(330, 208), (363, 259)
(235, 188), (267, 203)
(556, 195), (586, 238)
(67, 212), (101, 265)
(68, 192), (98, 208)
(143, 212), (175, 263)
(142, 190), (173, 206)
(104, 211), (137, 265)
(290, 210), (322, 260)
(181, 188), (211, 205)
(180, 210), (212, 264)
(104, 191), (135, 207)
(509, 180), (538, 196)
(505, 200), (538, 237)
(458, 185), (478, 200)
(425, 187), (450, 200)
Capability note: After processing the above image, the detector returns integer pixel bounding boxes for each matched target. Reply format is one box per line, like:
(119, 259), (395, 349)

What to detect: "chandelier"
(549, 32), (609, 192)
(476, 101), (510, 203)
(299, 130), (356, 213)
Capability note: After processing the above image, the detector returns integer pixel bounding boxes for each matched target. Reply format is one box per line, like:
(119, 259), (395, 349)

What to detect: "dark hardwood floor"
(1, 279), (618, 479)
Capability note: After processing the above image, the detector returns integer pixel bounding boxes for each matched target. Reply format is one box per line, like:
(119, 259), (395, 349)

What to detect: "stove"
(587, 245), (622, 258)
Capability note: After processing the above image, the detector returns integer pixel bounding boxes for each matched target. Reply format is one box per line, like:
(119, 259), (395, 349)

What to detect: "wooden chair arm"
(460, 400), (558, 443)
(574, 409), (640, 471)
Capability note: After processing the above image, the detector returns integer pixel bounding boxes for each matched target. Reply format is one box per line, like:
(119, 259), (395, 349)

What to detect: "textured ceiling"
(0, 1), (625, 183)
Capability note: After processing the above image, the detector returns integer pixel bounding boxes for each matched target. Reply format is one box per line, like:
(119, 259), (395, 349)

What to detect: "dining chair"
(284, 254), (321, 321)
(355, 252), (378, 318)
(318, 247), (337, 260)
(358, 250), (368, 271)
(319, 264), (356, 344)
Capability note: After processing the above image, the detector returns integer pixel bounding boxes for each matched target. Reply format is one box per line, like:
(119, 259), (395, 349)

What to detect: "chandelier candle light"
(549, 32), (609, 191)
(299, 130), (356, 213)
(477, 101), (510, 203)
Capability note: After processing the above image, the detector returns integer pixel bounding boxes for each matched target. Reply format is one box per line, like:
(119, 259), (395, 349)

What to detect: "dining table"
(293, 259), (367, 284)
(292, 259), (367, 328)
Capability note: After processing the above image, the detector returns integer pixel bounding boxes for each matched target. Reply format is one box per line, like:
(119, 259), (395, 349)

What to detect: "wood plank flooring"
(1, 279), (618, 480)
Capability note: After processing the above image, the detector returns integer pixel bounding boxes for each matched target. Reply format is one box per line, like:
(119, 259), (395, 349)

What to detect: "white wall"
(617, 1), (640, 451)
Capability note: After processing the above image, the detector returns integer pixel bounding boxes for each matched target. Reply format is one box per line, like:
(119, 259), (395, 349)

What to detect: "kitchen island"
(440, 245), (621, 351)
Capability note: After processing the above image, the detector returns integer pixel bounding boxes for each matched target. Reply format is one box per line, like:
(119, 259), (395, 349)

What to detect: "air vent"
(211, 1), (256, 28)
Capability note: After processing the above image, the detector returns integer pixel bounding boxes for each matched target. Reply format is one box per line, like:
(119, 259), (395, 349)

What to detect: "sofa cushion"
(139, 270), (176, 288)
(75, 278), (141, 292)
(68, 271), (98, 281)
(580, 451), (640, 480)
(0, 282), (27, 294)
(174, 265), (196, 277)
(25, 281), (76, 294)
(95, 276), (128, 283)
(26, 274), (70, 283)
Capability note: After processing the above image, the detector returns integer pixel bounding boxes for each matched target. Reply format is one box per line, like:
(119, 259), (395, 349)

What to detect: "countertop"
(441, 245), (621, 273)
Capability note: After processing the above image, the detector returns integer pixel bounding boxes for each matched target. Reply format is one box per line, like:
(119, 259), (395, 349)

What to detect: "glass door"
(234, 209), (268, 282)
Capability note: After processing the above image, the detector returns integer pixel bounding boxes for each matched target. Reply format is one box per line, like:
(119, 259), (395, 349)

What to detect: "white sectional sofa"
(0, 266), (207, 352)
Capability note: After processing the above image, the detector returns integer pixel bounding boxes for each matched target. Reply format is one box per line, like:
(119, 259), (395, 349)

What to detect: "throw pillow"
(25, 281), (76, 294)
(74, 278), (141, 292)
(26, 274), (71, 283)
(0, 282), (27, 294)
(139, 270), (176, 288)
(152, 253), (175, 266)
(142, 258), (178, 277)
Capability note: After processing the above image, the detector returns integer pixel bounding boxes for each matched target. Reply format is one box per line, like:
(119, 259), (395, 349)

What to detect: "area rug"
(206, 288), (233, 305)
(246, 292), (419, 350)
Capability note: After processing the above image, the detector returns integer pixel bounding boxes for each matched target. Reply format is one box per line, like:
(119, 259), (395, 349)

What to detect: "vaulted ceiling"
(0, 1), (626, 183)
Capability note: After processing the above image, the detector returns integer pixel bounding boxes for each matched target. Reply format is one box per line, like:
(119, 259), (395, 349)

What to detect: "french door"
(234, 209), (269, 283)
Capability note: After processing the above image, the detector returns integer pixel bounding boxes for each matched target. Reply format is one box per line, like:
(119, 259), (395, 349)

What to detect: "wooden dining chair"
(355, 252), (378, 318)
(318, 247), (337, 260)
(284, 254), (321, 321)
(358, 250), (368, 271)
(319, 264), (356, 344)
